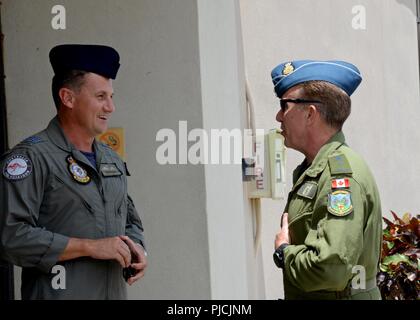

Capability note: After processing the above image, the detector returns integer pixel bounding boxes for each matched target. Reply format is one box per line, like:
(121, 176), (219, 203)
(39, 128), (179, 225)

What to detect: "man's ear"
(58, 87), (75, 109)
(306, 104), (319, 125)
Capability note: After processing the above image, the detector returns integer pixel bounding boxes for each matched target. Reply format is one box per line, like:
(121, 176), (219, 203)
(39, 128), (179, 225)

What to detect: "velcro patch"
(327, 190), (353, 217)
(100, 163), (122, 177)
(297, 181), (318, 199)
(3, 154), (33, 180)
(328, 154), (352, 175)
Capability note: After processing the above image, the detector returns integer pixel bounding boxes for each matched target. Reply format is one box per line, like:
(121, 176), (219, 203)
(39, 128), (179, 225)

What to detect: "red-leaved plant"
(376, 211), (420, 300)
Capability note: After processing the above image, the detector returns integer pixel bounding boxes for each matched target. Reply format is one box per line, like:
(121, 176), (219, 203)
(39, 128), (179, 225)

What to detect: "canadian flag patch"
(331, 178), (349, 189)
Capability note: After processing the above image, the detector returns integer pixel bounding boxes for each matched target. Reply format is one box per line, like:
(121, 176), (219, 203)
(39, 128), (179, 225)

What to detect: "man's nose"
(105, 97), (115, 113)
(276, 110), (283, 123)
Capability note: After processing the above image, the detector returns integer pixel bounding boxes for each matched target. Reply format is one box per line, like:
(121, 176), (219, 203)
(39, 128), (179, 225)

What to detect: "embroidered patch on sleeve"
(3, 154), (33, 180)
(327, 190), (353, 217)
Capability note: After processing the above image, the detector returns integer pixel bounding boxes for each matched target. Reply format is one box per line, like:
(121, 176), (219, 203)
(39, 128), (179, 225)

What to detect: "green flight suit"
(282, 131), (382, 300)
(0, 116), (145, 299)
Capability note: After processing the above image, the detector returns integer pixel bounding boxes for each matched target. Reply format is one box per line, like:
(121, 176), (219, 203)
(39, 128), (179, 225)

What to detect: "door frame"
(0, 2), (15, 301)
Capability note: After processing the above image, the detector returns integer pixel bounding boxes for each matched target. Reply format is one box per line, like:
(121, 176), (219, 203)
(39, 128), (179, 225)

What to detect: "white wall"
(240, 0), (420, 299)
(197, 0), (265, 299)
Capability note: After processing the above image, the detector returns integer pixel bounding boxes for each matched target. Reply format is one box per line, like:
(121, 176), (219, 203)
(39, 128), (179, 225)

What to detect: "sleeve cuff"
(37, 233), (70, 273)
(135, 242), (147, 256)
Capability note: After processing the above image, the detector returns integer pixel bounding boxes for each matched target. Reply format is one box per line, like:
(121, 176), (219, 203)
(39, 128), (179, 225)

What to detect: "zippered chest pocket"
(52, 174), (94, 213)
(99, 162), (126, 205)
(37, 174), (100, 237)
(286, 182), (319, 244)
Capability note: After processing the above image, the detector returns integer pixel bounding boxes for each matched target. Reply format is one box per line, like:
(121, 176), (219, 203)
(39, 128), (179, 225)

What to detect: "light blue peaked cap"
(271, 60), (362, 98)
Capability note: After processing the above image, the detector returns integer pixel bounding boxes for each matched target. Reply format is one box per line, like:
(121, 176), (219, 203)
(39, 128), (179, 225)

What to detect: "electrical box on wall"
(247, 129), (286, 200)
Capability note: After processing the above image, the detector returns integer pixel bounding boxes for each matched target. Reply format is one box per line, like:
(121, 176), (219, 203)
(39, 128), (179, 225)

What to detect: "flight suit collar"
(46, 116), (105, 171)
(46, 116), (73, 152)
(292, 131), (347, 190)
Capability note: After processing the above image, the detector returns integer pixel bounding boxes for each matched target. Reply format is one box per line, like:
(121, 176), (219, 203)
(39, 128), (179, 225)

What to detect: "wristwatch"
(273, 243), (289, 269)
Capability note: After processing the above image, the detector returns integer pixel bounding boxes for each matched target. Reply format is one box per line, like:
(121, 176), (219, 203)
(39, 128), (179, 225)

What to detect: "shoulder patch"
(328, 154), (352, 175)
(3, 154), (33, 180)
(327, 190), (353, 217)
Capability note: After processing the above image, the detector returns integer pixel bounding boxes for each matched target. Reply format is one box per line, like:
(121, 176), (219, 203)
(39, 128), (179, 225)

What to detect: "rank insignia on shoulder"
(67, 156), (90, 184)
(3, 154), (33, 180)
(328, 154), (352, 174)
(327, 190), (353, 217)
(21, 136), (44, 145)
(331, 178), (350, 189)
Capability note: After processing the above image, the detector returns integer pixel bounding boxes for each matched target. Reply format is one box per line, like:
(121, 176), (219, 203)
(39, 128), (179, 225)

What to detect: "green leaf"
(380, 264), (389, 273)
(387, 241), (395, 250)
(382, 254), (411, 266)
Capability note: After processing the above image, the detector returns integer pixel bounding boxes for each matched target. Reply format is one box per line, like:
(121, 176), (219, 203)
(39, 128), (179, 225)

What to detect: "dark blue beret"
(49, 44), (120, 79)
(271, 60), (362, 98)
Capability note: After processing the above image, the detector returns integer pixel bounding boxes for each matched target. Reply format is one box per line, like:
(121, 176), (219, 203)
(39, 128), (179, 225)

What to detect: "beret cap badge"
(282, 62), (295, 76)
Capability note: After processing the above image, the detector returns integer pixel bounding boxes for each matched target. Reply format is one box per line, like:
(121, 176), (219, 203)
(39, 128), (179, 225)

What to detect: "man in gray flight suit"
(0, 44), (147, 299)
(271, 60), (382, 299)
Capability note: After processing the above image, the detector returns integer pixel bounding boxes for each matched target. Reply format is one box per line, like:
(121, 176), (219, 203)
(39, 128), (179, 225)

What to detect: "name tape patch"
(297, 182), (318, 199)
(100, 163), (122, 177)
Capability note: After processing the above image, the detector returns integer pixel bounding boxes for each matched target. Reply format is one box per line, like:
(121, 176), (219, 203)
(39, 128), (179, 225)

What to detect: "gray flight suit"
(0, 116), (146, 299)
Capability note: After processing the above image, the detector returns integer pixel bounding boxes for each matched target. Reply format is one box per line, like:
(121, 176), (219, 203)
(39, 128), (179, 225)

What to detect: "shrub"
(377, 211), (419, 300)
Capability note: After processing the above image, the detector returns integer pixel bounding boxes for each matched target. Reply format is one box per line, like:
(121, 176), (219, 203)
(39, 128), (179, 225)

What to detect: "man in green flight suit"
(0, 44), (147, 299)
(271, 60), (382, 300)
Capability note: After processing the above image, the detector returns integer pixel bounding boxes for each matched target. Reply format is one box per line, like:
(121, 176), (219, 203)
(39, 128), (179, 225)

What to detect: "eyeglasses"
(279, 98), (322, 112)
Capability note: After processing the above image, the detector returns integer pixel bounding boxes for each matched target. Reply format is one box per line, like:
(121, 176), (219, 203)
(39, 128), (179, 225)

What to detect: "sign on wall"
(97, 128), (125, 160)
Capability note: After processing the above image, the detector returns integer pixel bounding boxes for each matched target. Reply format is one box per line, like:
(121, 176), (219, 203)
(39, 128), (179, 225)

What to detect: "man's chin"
(281, 133), (288, 146)
(94, 127), (108, 137)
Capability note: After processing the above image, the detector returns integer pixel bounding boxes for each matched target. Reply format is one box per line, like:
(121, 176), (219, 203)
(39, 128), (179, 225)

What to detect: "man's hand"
(87, 237), (132, 268)
(119, 235), (148, 285)
(274, 212), (290, 249)
(59, 237), (132, 268)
